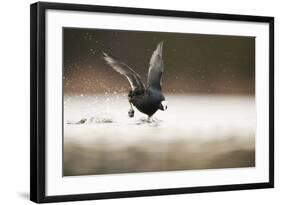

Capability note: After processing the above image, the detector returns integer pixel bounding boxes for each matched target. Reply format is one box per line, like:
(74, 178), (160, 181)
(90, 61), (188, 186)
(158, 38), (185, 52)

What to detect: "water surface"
(64, 95), (255, 176)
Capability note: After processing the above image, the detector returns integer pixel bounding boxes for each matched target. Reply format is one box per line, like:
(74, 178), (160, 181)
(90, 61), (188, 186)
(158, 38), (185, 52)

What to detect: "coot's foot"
(128, 109), (134, 118)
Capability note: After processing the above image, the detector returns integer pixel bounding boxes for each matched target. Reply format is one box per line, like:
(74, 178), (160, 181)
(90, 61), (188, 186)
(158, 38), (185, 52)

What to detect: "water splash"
(132, 117), (163, 127)
(66, 112), (114, 124)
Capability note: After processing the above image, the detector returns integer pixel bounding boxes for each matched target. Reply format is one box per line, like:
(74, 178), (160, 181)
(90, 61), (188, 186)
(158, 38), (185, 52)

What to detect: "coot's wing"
(103, 52), (145, 92)
(147, 42), (164, 90)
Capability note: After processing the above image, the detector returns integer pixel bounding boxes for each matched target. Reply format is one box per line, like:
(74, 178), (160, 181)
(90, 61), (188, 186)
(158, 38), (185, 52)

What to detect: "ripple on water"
(66, 113), (114, 124)
(66, 114), (163, 127)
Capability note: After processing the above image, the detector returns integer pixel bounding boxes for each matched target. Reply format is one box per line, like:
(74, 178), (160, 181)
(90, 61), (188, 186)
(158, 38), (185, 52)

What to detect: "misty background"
(63, 28), (255, 95)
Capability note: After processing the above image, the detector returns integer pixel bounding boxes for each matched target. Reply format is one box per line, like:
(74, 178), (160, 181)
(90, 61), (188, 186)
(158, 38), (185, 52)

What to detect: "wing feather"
(147, 42), (164, 90)
(103, 52), (145, 92)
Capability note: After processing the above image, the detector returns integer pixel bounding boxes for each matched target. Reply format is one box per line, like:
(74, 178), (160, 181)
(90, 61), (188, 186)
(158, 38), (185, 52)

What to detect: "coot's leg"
(128, 102), (134, 118)
(128, 91), (134, 118)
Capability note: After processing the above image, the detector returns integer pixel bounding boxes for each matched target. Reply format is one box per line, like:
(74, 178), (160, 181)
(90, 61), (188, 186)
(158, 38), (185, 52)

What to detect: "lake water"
(63, 94), (255, 176)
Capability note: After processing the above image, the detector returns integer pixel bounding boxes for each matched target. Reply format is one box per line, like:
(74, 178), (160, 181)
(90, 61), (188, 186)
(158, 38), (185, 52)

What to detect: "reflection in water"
(64, 95), (255, 176)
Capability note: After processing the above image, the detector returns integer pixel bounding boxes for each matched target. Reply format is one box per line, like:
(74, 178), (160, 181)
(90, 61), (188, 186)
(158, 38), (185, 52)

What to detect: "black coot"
(103, 42), (168, 119)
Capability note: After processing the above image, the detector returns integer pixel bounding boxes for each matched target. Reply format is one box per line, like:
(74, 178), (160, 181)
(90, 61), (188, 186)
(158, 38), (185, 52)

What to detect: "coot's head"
(159, 100), (168, 111)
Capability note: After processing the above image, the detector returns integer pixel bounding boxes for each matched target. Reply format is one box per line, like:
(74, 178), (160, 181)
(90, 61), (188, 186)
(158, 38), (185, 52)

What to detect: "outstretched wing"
(147, 42), (164, 90)
(103, 52), (145, 92)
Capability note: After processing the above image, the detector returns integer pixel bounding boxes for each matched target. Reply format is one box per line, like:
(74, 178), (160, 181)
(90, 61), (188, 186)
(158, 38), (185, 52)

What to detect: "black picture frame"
(30, 1), (274, 203)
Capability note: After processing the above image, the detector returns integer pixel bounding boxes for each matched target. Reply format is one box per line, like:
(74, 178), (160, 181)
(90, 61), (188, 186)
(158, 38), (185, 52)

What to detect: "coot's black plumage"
(103, 42), (167, 118)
